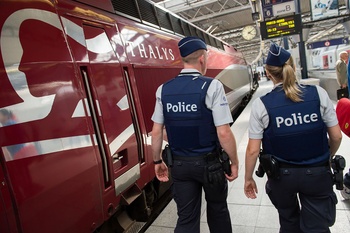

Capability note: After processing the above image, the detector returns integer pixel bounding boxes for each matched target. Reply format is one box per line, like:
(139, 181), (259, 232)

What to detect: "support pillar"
(295, 0), (308, 79)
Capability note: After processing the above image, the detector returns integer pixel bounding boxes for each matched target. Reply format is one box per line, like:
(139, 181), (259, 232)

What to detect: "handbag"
(337, 87), (349, 100)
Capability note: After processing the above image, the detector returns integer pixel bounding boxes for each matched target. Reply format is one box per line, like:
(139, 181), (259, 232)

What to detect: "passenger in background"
(151, 36), (239, 233)
(263, 68), (268, 80)
(336, 98), (350, 199)
(253, 71), (259, 87)
(336, 51), (348, 89)
(244, 44), (342, 233)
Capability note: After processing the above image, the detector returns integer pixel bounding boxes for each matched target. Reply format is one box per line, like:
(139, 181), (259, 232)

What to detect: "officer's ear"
(199, 55), (204, 65)
(199, 52), (206, 65)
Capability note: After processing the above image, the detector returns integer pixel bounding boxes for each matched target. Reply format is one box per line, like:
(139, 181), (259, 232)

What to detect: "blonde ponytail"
(266, 56), (303, 102)
(282, 57), (302, 102)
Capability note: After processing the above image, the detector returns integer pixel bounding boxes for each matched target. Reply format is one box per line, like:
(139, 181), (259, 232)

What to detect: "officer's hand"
(155, 162), (169, 182)
(244, 178), (258, 199)
(225, 163), (238, 182)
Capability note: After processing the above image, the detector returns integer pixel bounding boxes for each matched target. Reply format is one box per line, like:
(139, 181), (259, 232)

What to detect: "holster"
(161, 145), (173, 167)
(219, 151), (232, 176)
(206, 160), (225, 185)
(331, 155), (346, 190)
(256, 154), (280, 179)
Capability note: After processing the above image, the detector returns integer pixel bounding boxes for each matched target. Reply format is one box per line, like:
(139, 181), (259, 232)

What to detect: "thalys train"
(303, 43), (350, 100)
(0, 0), (254, 232)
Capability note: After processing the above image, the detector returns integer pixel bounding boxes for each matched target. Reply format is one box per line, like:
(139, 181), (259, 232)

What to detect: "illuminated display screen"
(260, 14), (302, 40)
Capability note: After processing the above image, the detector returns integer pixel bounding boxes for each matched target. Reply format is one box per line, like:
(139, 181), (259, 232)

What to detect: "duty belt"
(173, 151), (219, 162)
(278, 160), (329, 168)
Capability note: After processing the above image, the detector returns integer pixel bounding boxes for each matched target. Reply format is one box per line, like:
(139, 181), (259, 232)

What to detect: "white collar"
(178, 68), (202, 76)
(272, 82), (283, 90)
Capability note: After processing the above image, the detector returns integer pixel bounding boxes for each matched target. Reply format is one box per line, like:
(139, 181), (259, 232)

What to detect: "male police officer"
(151, 36), (239, 233)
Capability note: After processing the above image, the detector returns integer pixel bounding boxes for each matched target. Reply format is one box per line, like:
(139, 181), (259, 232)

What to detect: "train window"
(137, 0), (159, 26)
(203, 33), (210, 45)
(170, 15), (184, 35)
(156, 8), (173, 32)
(182, 21), (192, 36)
(196, 29), (205, 41)
(209, 35), (216, 47)
(216, 39), (224, 50)
(195, 28), (201, 38)
(189, 25), (197, 36)
(112, 0), (140, 21)
(111, 0), (224, 51)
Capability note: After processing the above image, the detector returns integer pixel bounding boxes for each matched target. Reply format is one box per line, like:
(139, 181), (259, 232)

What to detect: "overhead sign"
(307, 38), (349, 49)
(310, 0), (339, 21)
(262, 0), (295, 18)
(260, 14), (302, 40)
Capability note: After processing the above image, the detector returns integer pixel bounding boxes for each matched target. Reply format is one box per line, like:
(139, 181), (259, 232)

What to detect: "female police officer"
(244, 44), (342, 233)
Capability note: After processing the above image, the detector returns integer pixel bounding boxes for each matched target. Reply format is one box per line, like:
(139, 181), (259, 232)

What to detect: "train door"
(323, 55), (329, 69)
(327, 46), (337, 69)
(79, 24), (142, 213)
(311, 49), (321, 68)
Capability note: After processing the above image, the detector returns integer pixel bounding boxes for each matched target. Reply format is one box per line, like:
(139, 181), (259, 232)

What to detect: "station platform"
(145, 79), (350, 233)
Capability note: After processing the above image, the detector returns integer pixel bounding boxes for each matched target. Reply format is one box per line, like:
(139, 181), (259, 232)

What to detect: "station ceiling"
(150, 0), (349, 64)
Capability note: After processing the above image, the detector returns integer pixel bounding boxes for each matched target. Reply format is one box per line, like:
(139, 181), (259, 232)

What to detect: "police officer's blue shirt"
(151, 68), (233, 156)
(248, 83), (338, 164)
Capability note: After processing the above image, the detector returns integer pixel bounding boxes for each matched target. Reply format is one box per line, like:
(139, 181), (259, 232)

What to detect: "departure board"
(260, 14), (302, 40)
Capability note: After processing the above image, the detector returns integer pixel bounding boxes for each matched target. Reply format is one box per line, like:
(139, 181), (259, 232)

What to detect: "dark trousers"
(266, 166), (337, 233)
(171, 159), (232, 233)
(344, 168), (350, 188)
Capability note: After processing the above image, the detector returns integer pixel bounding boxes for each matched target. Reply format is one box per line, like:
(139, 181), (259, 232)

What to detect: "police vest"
(261, 85), (329, 165)
(161, 74), (218, 156)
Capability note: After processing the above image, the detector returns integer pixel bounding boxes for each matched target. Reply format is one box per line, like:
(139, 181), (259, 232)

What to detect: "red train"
(0, 0), (253, 232)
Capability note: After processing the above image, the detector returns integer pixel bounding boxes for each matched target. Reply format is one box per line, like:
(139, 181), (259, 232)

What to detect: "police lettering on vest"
(166, 102), (198, 113)
(276, 112), (318, 128)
